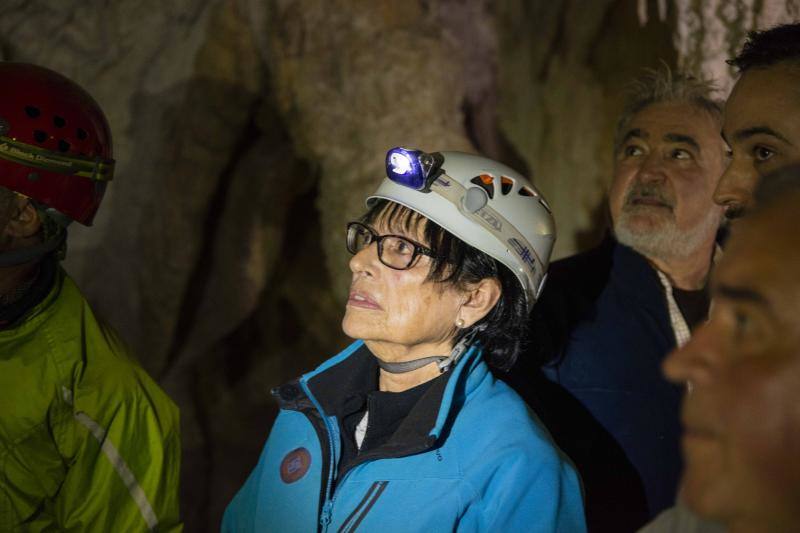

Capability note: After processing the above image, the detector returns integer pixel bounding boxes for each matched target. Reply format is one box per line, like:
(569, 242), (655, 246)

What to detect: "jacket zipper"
(318, 417), (342, 531)
(336, 480), (389, 533)
(298, 408), (336, 531)
(273, 382), (339, 533)
(296, 381), (340, 533)
(288, 376), (439, 530)
(321, 432), (436, 530)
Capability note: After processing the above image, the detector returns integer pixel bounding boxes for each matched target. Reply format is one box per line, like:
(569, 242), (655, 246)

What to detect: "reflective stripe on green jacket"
(0, 268), (182, 532)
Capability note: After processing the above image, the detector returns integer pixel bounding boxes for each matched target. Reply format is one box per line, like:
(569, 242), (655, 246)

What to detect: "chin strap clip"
(376, 325), (485, 375)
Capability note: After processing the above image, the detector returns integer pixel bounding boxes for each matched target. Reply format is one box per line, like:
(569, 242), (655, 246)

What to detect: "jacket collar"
(297, 340), (485, 446)
(0, 255), (59, 331)
(608, 239), (665, 306)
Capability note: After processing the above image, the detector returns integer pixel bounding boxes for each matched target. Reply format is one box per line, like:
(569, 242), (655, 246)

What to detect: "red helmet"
(0, 62), (114, 226)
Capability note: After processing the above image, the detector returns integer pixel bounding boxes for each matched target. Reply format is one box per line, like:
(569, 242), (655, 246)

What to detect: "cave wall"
(1, 1), (797, 530)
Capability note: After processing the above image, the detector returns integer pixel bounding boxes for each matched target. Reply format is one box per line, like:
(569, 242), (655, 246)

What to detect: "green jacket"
(0, 268), (182, 532)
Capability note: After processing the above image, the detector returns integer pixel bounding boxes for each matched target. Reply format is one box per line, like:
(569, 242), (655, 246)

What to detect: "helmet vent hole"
(33, 130), (47, 143)
(470, 175), (495, 199)
(518, 186), (537, 197)
(53, 115), (66, 128)
(58, 139), (71, 152)
(25, 106), (41, 118)
(76, 128), (88, 140)
(500, 176), (514, 195)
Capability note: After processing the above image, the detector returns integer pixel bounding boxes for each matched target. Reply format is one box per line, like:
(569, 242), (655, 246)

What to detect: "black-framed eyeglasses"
(346, 221), (436, 270)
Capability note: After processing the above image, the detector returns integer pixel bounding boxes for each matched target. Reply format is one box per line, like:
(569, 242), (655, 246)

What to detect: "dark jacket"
(504, 237), (684, 533)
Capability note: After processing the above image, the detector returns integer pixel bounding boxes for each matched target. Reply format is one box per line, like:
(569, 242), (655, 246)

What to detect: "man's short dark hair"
(729, 23), (800, 73)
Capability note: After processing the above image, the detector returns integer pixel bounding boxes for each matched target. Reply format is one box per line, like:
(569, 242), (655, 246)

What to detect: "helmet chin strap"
(0, 227), (66, 267)
(376, 325), (484, 374)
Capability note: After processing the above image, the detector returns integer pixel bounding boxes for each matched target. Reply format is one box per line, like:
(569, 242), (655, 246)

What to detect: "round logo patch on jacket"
(280, 447), (312, 483)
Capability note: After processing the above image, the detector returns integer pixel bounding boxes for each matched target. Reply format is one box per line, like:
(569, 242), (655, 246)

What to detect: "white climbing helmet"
(367, 147), (556, 312)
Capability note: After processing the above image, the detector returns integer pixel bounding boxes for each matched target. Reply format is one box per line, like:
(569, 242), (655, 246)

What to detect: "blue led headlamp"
(385, 147), (445, 192)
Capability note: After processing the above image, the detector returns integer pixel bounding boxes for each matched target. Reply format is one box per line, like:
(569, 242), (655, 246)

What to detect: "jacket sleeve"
(462, 444), (587, 533)
(51, 370), (183, 532)
(222, 446), (266, 533)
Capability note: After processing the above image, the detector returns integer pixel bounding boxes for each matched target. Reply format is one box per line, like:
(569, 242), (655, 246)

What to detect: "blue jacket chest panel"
(224, 341), (587, 533)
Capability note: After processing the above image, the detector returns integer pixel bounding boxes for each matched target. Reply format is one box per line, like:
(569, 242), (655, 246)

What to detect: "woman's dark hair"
(361, 199), (528, 371)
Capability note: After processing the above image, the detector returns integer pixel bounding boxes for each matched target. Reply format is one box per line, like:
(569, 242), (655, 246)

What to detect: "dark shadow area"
(574, 194), (611, 253)
(505, 368), (650, 533)
(499, 236), (651, 532)
(186, 175), (349, 530)
(116, 67), (345, 530)
(162, 105), (265, 377)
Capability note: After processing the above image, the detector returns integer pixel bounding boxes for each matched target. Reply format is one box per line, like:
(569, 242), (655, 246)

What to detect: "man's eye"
(672, 149), (691, 160)
(733, 310), (751, 339)
(624, 145), (643, 157)
(754, 145), (775, 161)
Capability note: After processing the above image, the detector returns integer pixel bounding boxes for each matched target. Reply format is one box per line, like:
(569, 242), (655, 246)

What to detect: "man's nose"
(637, 153), (667, 183)
(714, 159), (757, 216)
(662, 321), (717, 387)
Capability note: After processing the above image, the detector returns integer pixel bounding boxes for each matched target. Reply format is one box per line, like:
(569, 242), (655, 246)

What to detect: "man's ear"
(3, 198), (42, 239)
(458, 277), (502, 328)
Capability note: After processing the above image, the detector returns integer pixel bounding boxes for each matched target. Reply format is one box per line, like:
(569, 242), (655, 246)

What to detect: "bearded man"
(505, 69), (727, 532)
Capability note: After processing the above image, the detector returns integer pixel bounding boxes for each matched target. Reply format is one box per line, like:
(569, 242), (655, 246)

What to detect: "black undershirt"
(337, 368), (441, 480)
(672, 285), (711, 331)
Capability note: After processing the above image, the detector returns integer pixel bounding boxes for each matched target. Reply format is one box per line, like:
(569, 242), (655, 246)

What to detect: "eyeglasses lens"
(346, 222), (419, 270)
(347, 223), (371, 255)
(380, 236), (415, 269)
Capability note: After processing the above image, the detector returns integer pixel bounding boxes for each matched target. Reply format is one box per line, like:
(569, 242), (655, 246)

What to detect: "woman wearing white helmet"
(223, 148), (586, 532)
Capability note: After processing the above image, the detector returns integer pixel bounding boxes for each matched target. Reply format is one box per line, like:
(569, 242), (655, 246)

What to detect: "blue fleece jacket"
(223, 340), (586, 532)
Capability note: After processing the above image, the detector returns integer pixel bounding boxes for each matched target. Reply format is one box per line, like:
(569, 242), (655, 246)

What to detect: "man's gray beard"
(614, 207), (722, 261)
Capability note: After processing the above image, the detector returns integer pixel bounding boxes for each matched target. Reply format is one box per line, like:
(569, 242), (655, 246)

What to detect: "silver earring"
(455, 318), (465, 328)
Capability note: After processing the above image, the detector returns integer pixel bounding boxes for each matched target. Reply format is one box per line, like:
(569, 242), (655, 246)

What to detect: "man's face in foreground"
(716, 64), (800, 217)
(663, 192), (800, 532)
(609, 101), (725, 260)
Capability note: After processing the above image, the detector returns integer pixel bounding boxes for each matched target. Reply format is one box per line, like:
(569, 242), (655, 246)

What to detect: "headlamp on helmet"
(385, 147), (444, 192)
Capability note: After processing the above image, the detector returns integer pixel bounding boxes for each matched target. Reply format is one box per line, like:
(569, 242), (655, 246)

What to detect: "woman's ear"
(458, 277), (502, 328)
(3, 198), (42, 239)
